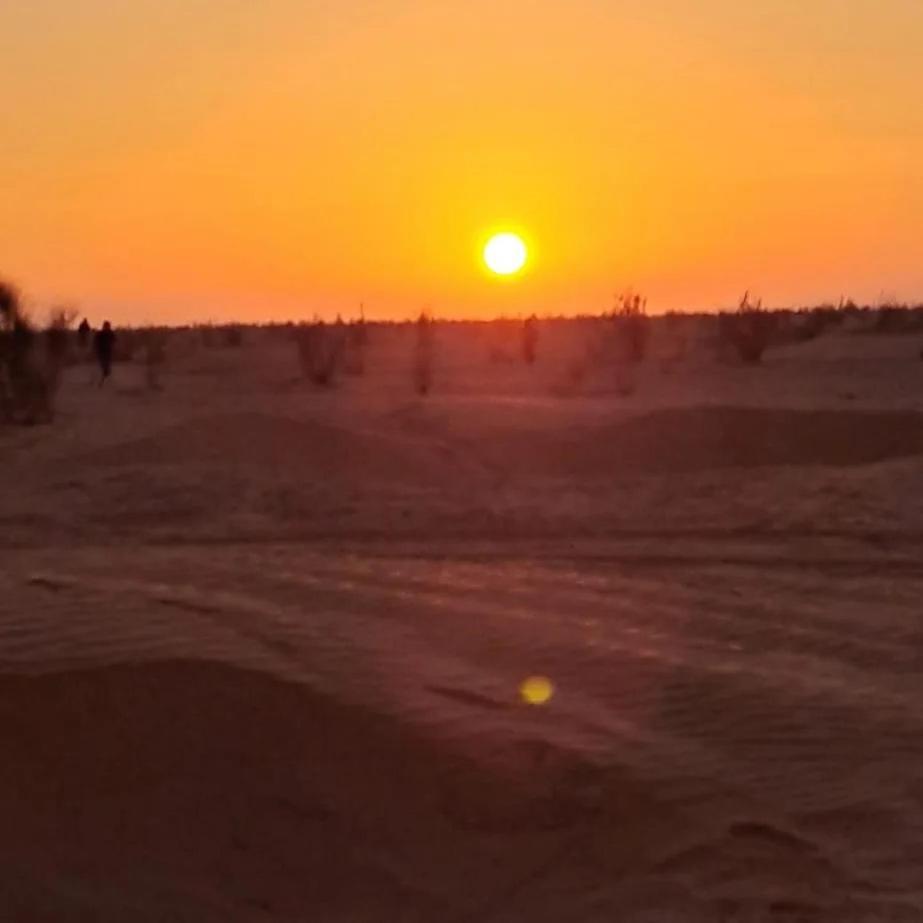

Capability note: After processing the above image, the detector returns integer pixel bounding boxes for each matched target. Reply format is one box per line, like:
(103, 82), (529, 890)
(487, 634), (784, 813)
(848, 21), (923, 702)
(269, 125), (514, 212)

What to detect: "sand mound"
(487, 407), (923, 479)
(80, 412), (455, 485)
(2, 541), (922, 920)
(0, 660), (675, 922)
(615, 408), (923, 471)
(0, 661), (441, 920)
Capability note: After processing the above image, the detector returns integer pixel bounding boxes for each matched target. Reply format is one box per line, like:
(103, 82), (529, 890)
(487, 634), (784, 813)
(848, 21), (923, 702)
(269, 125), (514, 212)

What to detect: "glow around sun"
(484, 232), (528, 276)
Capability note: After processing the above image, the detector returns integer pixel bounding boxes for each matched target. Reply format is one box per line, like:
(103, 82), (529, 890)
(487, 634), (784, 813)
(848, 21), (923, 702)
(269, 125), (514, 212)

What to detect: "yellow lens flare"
(484, 232), (528, 276)
(519, 675), (554, 706)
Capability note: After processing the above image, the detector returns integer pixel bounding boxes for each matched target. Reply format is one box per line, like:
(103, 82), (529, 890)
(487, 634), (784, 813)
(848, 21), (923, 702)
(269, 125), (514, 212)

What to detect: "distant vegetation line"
(4, 273), (923, 425)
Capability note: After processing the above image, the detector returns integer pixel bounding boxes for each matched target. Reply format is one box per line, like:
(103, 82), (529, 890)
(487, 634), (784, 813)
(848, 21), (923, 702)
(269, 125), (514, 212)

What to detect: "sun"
(484, 232), (528, 276)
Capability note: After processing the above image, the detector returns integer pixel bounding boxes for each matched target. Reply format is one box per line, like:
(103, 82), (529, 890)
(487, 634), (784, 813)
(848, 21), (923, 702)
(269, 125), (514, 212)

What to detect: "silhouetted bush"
(787, 307), (833, 343)
(0, 282), (62, 423)
(0, 282), (16, 325)
(0, 281), (23, 420)
(413, 313), (434, 395)
(867, 303), (923, 333)
(295, 321), (343, 386)
(611, 291), (650, 362)
(875, 304), (907, 332)
(719, 292), (778, 364)
(522, 315), (538, 365)
(342, 320), (367, 376)
(42, 308), (76, 399)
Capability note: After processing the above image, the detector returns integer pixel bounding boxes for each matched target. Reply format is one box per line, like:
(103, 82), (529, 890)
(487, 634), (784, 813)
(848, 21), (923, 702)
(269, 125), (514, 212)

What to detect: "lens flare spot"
(520, 675), (554, 706)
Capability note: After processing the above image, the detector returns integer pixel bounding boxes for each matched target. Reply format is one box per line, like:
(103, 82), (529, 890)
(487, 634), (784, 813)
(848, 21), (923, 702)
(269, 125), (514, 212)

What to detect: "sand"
(2, 319), (923, 921)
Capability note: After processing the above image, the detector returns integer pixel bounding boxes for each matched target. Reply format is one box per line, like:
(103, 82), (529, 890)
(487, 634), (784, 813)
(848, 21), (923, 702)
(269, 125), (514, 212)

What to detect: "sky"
(2, 0), (921, 324)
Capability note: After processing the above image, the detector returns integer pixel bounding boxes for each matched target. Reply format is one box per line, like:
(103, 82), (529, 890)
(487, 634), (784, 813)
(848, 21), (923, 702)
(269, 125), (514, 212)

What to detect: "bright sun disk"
(484, 233), (527, 276)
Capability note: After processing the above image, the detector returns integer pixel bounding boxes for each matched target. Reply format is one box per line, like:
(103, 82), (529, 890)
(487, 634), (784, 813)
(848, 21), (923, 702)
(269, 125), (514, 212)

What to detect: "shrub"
(786, 308), (830, 343)
(413, 312), (434, 395)
(42, 307), (76, 397)
(295, 321), (342, 386)
(874, 304), (907, 332)
(869, 301), (923, 333)
(0, 281), (21, 421)
(0, 281), (18, 328)
(719, 291), (778, 364)
(0, 282), (59, 424)
(342, 320), (367, 376)
(611, 291), (650, 363)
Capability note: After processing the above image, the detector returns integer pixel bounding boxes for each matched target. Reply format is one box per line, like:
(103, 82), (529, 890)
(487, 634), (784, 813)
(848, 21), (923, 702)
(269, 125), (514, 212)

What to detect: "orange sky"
(2, 1), (921, 324)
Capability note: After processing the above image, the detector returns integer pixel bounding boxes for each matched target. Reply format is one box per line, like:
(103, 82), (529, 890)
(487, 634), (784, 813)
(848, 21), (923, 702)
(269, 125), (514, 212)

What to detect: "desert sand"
(2, 317), (923, 921)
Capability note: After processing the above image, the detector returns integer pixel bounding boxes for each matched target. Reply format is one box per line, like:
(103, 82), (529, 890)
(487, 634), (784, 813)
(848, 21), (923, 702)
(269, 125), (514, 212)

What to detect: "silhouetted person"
(94, 321), (115, 384)
(77, 318), (91, 349)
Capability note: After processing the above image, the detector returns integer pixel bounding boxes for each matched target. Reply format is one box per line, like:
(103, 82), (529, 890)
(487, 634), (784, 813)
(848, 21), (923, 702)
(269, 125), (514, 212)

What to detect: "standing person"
(77, 318), (91, 349)
(94, 321), (116, 385)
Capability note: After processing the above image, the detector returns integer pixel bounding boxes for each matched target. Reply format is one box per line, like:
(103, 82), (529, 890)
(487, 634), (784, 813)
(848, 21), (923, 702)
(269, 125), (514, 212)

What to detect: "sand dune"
(82, 411), (457, 484)
(3, 540), (922, 921)
(468, 407), (923, 480)
(583, 407), (923, 472)
(2, 322), (923, 920)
